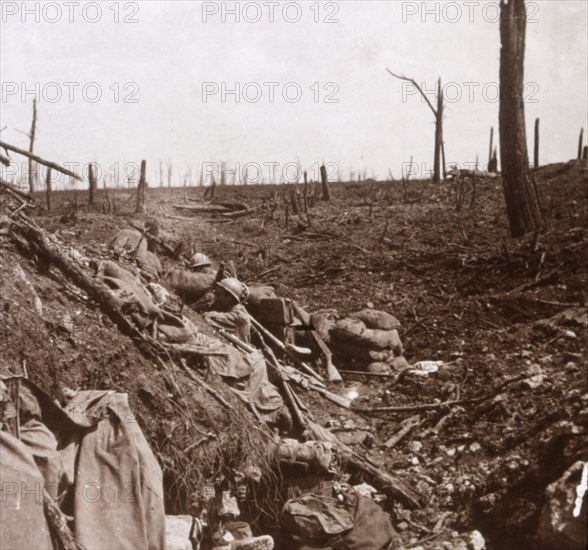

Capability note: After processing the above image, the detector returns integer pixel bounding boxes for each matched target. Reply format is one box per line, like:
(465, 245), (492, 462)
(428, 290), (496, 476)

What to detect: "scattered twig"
(353, 374), (530, 414)
(383, 415), (422, 448)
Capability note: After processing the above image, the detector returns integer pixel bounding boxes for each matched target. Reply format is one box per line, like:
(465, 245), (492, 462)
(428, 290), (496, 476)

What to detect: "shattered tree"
(499, 0), (543, 237)
(387, 70), (446, 183)
(28, 99), (37, 194)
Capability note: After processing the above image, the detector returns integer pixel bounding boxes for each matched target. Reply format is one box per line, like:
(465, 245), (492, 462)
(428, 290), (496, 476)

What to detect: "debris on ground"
(1, 160), (587, 548)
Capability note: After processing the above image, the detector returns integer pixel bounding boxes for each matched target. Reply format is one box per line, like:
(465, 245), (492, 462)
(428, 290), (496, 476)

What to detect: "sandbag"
(281, 494), (354, 540)
(309, 309), (339, 342)
(369, 349), (395, 363)
(247, 285), (277, 306)
(98, 260), (163, 322)
(273, 439), (339, 475)
(282, 493), (398, 550)
(390, 356), (411, 370)
(367, 362), (392, 375)
(331, 318), (403, 353)
(331, 318), (366, 341)
(164, 269), (216, 301)
(246, 284), (278, 318)
(99, 261), (202, 344)
(340, 493), (399, 549)
(351, 309), (401, 331)
(361, 328), (403, 353)
(109, 229), (147, 257)
(139, 250), (163, 280)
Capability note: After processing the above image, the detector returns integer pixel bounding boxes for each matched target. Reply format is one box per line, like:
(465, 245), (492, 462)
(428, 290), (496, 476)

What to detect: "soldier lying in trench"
(203, 277), (292, 431)
(108, 223), (162, 281)
(164, 252), (238, 311)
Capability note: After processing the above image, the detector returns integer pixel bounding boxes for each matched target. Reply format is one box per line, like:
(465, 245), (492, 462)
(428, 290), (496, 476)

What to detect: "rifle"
(251, 326), (307, 432)
(207, 320), (256, 353)
(248, 315), (324, 383)
(291, 301), (342, 383)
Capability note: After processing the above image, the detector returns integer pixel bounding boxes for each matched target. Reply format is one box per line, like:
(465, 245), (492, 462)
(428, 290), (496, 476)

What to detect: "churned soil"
(2, 160), (586, 548)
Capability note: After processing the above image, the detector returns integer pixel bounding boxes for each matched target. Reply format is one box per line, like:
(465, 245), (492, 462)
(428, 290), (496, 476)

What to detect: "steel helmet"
(190, 252), (212, 269)
(216, 277), (249, 304)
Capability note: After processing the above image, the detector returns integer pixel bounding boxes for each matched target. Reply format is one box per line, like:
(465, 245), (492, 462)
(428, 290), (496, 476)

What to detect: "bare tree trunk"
(135, 160), (146, 214)
(88, 162), (97, 206)
(583, 146), (588, 161)
(488, 127), (494, 168)
(489, 148), (499, 173)
(45, 168), (51, 212)
(499, 0), (543, 238)
(534, 118), (540, 168)
(220, 162), (226, 186)
(28, 99), (37, 194)
(433, 78), (443, 183)
(387, 69), (447, 183)
(167, 159), (172, 188)
(441, 140), (447, 180)
(578, 128), (584, 160)
(303, 170), (309, 213)
(320, 165), (330, 201)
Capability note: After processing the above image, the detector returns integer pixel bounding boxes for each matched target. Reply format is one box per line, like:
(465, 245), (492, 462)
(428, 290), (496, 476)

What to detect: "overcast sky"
(1, 0), (587, 189)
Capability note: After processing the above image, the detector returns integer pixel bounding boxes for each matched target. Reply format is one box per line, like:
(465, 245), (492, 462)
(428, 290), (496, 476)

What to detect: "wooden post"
(135, 160), (146, 214)
(488, 127), (494, 168)
(28, 99), (37, 194)
(534, 118), (540, 168)
(88, 162), (97, 206)
(45, 168), (52, 211)
(578, 129), (584, 160)
(320, 164), (330, 201)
